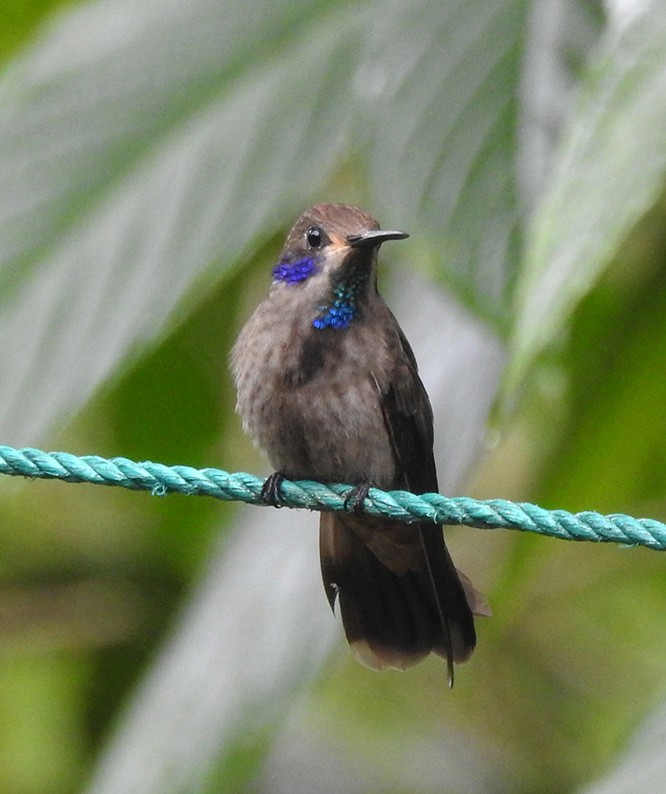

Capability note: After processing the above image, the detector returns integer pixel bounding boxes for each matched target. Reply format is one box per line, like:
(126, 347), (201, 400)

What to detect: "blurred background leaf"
(509, 0), (666, 391)
(1, 0), (666, 793)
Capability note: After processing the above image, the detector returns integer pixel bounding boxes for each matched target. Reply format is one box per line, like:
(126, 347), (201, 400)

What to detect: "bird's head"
(271, 204), (408, 330)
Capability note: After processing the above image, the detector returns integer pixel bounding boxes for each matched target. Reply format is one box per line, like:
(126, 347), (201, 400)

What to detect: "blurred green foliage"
(1, 1), (666, 793)
(0, 0), (73, 60)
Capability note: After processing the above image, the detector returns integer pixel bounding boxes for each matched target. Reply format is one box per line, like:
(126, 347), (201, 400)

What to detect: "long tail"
(319, 513), (484, 676)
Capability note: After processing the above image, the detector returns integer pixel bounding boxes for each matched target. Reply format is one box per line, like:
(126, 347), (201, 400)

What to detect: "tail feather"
(320, 513), (477, 673)
(418, 523), (476, 683)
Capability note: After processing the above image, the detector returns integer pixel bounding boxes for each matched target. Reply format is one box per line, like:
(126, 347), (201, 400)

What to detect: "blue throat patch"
(312, 294), (355, 329)
(313, 266), (369, 330)
(272, 256), (316, 284)
(272, 253), (368, 331)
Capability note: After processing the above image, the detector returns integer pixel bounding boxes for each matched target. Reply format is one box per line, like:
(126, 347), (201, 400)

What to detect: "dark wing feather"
(377, 323), (476, 679)
(380, 327), (438, 493)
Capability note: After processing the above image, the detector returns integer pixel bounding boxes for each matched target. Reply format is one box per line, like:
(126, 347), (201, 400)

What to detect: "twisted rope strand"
(0, 445), (664, 549)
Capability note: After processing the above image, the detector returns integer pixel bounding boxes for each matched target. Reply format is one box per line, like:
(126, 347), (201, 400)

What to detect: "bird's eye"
(306, 226), (323, 248)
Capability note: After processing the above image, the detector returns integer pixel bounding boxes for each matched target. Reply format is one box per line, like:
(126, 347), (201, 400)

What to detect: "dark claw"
(261, 471), (285, 507)
(344, 482), (372, 515)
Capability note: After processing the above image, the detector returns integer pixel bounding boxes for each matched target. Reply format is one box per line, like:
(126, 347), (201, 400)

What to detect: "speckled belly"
(262, 374), (397, 486)
(233, 303), (398, 488)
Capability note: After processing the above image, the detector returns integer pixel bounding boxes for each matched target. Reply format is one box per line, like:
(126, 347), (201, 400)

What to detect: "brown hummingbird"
(231, 203), (486, 681)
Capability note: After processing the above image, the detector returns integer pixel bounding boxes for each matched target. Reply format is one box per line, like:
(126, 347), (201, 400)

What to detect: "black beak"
(347, 229), (409, 248)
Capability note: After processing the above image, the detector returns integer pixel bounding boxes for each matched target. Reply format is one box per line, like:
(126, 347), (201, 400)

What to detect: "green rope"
(0, 444), (664, 549)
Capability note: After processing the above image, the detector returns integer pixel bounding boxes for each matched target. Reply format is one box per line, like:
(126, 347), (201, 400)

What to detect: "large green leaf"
(0, 0), (541, 451)
(0, 0), (358, 443)
(366, 0), (527, 326)
(508, 0), (666, 390)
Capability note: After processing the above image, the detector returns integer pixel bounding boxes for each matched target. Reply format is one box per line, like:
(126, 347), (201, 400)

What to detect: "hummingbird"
(231, 203), (486, 681)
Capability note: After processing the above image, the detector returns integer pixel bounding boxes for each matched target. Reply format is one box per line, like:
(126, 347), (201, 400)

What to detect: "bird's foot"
(344, 482), (372, 515)
(261, 471), (285, 507)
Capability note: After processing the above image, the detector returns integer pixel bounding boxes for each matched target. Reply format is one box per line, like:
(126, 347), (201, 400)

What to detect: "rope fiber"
(0, 444), (664, 549)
